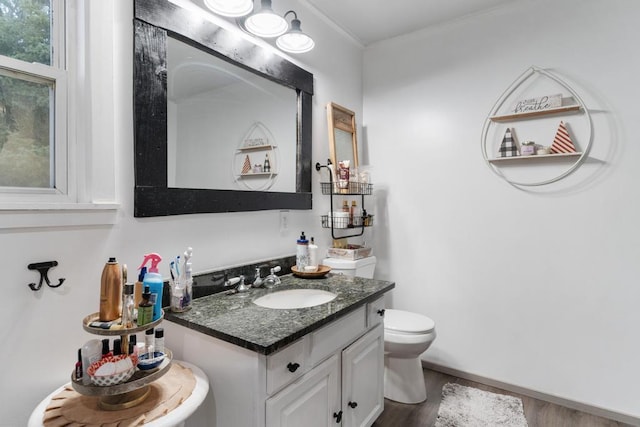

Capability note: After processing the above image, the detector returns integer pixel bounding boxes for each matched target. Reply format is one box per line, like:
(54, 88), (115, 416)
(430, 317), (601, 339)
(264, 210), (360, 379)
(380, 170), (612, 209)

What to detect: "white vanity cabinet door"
(266, 354), (341, 427)
(341, 324), (384, 427)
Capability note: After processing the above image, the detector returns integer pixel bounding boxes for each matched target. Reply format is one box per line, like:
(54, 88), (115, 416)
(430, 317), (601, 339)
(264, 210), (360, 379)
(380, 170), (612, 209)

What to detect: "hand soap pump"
(138, 253), (164, 321)
(296, 232), (309, 270)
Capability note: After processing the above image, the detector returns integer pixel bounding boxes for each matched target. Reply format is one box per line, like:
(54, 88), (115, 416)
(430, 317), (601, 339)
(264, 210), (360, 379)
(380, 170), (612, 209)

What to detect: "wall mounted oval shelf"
(481, 66), (593, 186)
(234, 122), (279, 191)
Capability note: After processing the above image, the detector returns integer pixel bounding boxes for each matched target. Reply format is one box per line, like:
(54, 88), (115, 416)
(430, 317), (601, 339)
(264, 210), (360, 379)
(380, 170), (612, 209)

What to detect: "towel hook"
(28, 261), (65, 291)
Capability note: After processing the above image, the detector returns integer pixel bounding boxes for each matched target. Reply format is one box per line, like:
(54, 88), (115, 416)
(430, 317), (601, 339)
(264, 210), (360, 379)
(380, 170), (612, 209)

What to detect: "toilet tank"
(322, 256), (377, 279)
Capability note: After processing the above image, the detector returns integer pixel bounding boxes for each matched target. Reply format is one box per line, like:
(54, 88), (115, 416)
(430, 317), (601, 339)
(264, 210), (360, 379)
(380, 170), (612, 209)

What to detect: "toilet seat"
(384, 309), (435, 334)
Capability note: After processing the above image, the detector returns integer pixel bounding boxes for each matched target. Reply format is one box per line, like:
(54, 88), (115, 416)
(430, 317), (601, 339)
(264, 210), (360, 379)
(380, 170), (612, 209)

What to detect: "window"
(0, 0), (118, 228)
(0, 0), (69, 200)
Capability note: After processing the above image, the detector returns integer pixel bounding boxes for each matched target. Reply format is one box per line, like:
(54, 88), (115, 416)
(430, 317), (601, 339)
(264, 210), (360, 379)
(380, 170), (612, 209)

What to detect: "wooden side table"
(28, 361), (209, 427)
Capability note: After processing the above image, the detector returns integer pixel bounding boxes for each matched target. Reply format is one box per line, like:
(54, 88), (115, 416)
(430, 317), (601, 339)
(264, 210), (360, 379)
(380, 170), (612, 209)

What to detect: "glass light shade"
(277, 31), (314, 53)
(276, 19), (314, 53)
(244, 7), (288, 38)
(203, 0), (253, 17)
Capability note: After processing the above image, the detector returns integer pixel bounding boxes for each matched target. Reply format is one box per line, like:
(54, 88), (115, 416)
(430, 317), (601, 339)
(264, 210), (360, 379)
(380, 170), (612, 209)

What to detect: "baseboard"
(422, 361), (640, 427)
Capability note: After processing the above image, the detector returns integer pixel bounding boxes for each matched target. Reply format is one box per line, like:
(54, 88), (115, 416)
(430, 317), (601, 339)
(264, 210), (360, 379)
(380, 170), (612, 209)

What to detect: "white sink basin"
(253, 289), (337, 309)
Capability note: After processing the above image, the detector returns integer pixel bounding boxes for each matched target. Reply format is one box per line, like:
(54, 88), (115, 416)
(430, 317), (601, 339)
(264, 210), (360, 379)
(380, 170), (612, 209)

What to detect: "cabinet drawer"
(367, 296), (386, 328)
(267, 337), (307, 395)
(309, 306), (366, 367)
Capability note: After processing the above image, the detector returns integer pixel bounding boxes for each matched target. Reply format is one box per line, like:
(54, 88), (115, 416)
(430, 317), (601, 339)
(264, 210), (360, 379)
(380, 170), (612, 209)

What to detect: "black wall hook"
(28, 261), (65, 291)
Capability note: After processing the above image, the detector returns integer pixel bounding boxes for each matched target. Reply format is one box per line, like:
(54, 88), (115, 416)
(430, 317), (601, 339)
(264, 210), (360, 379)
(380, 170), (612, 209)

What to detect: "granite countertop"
(164, 273), (395, 355)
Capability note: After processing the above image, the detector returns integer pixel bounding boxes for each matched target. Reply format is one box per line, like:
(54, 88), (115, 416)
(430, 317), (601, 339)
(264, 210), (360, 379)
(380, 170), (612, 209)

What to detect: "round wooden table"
(28, 361), (209, 427)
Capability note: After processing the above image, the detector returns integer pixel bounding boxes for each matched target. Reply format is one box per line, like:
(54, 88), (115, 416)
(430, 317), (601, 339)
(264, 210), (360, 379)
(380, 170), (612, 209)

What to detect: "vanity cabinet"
(164, 296), (386, 427)
(266, 325), (383, 427)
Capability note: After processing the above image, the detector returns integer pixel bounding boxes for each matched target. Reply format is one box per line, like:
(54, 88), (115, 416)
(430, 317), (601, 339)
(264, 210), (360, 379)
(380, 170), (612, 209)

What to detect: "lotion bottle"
(99, 257), (122, 321)
(308, 237), (318, 270)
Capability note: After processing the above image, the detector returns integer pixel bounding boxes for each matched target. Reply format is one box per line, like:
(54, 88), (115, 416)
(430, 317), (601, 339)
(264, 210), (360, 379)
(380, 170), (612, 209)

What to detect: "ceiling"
(304, 0), (522, 46)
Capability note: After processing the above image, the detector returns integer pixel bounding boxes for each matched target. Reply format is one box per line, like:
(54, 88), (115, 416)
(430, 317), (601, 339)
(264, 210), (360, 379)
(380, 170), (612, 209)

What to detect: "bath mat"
(435, 383), (528, 427)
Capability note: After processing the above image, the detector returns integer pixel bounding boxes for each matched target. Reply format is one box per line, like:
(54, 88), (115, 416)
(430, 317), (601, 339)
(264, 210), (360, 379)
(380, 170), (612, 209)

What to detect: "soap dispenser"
(296, 232), (309, 270)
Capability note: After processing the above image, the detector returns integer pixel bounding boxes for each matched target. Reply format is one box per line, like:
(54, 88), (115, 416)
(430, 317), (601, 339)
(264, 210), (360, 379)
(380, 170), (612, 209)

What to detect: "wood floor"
(372, 368), (635, 427)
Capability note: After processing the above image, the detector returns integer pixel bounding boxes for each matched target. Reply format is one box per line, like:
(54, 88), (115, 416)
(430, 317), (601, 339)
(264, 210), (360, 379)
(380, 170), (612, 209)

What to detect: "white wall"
(0, 0), (362, 425)
(363, 0), (640, 420)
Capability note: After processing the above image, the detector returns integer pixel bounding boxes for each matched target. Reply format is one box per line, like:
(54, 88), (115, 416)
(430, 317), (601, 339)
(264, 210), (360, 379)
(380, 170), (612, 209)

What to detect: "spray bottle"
(99, 257), (122, 321)
(138, 253), (164, 321)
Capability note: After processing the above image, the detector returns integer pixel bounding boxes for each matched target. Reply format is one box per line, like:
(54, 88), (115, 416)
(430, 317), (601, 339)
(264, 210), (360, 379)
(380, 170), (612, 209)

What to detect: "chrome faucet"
(235, 275), (251, 293)
(264, 266), (282, 289)
(252, 267), (264, 288)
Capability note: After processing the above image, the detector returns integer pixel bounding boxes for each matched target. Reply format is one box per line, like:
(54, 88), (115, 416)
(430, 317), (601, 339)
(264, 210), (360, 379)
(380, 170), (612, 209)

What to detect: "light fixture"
(203, 0), (253, 17)
(277, 11), (314, 53)
(244, 0), (288, 38)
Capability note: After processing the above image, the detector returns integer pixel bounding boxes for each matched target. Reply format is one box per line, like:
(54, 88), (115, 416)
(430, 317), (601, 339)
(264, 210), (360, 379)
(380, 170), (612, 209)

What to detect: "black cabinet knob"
(348, 401), (358, 409)
(333, 411), (343, 423)
(287, 362), (300, 373)
(377, 309), (385, 317)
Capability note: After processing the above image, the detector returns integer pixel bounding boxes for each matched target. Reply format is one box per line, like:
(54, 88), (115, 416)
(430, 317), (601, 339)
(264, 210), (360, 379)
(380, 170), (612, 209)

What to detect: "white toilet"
(322, 255), (437, 404)
(383, 309), (436, 403)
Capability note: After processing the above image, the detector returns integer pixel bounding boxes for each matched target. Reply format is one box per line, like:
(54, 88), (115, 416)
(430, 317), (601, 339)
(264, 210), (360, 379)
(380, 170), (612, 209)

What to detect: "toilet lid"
(384, 309), (435, 334)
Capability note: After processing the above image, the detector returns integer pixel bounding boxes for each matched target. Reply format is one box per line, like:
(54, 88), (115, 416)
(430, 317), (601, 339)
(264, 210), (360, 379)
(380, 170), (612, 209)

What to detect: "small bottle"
(135, 267), (146, 306)
(296, 232), (309, 270)
(342, 200), (349, 212)
(263, 154), (271, 172)
(355, 201), (363, 226)
(137, 286), (153, 326)
(122, 283), (135, 328)
(75, 348), (83, 381)
(113, 338), (122, 356)
(99, 257), (122, 321)
(349, 200), (358, 226)
(128, 334), (137, 356)
(101, 338), (112, 359)
(308, 237), (318, 270)
(155, 328), (165, 354)
(145, 328), (155, 356)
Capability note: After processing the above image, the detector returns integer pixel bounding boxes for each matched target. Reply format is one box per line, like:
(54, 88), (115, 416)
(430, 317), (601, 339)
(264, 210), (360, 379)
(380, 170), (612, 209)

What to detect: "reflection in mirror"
(327, 102), (358, 168)
(133, 0), (313, 217)
(167, 36), (297, 192)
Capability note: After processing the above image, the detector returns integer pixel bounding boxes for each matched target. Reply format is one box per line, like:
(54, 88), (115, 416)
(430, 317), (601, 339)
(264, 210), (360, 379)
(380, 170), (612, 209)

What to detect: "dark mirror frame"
(133, 0), (313, 217)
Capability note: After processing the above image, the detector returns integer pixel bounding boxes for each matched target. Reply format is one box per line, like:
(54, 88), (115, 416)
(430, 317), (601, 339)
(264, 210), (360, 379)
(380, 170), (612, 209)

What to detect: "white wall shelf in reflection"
(487, 152), (582, 163)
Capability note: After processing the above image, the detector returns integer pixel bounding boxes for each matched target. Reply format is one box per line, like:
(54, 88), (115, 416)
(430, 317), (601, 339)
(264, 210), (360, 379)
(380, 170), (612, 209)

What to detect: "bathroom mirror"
(327, 102), (358, 168)
(134, 0), (313, 217)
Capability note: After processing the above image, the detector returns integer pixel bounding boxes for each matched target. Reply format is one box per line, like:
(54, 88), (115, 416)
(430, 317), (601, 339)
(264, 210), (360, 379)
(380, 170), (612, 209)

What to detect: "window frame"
(0, 0), (69, 202)
(0, 0), (118, 228)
